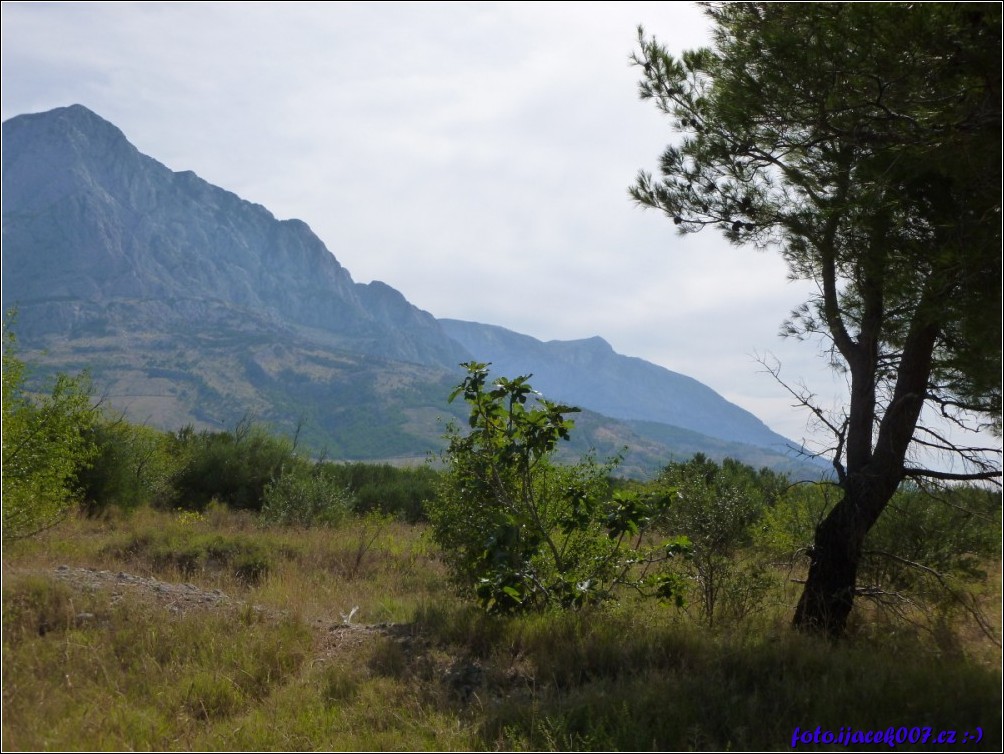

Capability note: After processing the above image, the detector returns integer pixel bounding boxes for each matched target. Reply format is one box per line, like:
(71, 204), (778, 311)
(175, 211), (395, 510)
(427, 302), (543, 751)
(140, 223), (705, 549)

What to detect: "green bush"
(427, 362), (688, 614)
(260, 467), (354, 527)
(758, 478), (1001, 633)
(2, 324), (98, 541)
(168, 419), (298, 511)
(859, 484), (1002, 604)
(660, 455), (783, 625)
(756, 481), (835, 558)
(78, 417), (178, 513)
(323, 462), (439, 522)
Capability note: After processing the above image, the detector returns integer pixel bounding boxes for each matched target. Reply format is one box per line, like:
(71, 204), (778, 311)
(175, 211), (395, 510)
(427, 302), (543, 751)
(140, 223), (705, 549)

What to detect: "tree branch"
(913, 425), (1002, 456)
(863, 548), (1002, 647)
(756, 353), (847, 482)
(901, 467), (1002, 483)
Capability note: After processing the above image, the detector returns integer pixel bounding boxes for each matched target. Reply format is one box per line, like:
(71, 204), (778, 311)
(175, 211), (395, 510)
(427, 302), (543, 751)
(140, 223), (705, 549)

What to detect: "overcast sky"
(2, 1), (857, 448)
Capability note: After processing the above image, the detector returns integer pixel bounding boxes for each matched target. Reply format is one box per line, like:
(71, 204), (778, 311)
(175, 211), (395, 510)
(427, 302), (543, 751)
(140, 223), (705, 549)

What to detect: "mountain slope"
(439, 319), (794, 451)
(1, 105), (819, 477)
(1, 104), (468, 368)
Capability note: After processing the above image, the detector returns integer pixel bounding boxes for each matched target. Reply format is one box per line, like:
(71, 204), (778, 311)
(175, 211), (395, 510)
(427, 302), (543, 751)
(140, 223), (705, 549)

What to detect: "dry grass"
(3, 506), (1001, 751)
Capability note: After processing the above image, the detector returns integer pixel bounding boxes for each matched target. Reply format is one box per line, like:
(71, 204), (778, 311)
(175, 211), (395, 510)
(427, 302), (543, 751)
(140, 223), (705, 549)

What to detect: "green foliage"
(756, 482), (835, 558)
(428, 362), (688, 614)
(632, 1), (1002, 636)
(861, 485), (1003, 594)
(760, 480), (1003, 590)
(2, 324), (98, 542)
(660, 455), (785, 624)
(260, 464), (354, 527)
(168, 417), (298, 511)
(77, 416), (178, 513)
(319, 462), (440, 522)
(632, 5), (1001, 416)
(71, 407), (439, 522)
(759, 480), (1002, 627)
(632, 1), (1001, 457)
(661, 456), (786, 544)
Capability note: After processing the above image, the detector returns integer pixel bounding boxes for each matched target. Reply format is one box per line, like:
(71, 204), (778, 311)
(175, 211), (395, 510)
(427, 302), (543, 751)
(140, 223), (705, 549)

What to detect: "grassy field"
(3, 506), (1001, 751)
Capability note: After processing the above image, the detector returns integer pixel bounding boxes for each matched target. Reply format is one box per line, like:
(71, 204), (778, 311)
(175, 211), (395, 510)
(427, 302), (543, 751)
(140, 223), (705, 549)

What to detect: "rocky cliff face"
(2, 104), (466, 367)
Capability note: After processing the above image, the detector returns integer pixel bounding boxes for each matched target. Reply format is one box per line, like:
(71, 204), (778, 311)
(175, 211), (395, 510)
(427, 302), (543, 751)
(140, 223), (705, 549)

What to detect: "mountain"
(1, 105), (820, 477)
(439, 319), (793, 450)
(2, 104), (468, 368)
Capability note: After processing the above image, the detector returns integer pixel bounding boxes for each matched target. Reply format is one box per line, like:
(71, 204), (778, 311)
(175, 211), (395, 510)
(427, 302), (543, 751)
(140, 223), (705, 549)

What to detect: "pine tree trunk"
(791, 498), (864, 638)
(793, 472), (898, 637)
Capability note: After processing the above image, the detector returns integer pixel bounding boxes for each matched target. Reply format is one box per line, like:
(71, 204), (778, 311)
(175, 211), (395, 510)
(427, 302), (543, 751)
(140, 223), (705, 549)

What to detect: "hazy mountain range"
(1, 104), (821, 477)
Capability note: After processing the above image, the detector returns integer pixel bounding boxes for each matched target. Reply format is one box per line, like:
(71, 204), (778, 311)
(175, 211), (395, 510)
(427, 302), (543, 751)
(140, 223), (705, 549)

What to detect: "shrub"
(78, 417), (178, 513)
(168, 418), (298, 511)
(260, 467), (354, 527)
(427, 362), (688, 614)
(660, 455), (780, 625)
(2, 324), (98, 541)
(324, 462), (440, 522)
(759, 479), (1001, 635)
(861, 484), (1002, 588)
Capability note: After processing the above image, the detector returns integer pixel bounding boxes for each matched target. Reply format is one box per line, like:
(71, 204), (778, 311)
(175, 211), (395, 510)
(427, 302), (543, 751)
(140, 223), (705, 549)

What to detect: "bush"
(168, 418), (298, 511)
(260, 467), (354, 527)
(756, 481), (835, 558)
(861, 484), (1002, 589)
(2, 324), (98, 541)
(78, 417), (178, 513)
(427, 362), (688, 614)
(758, 479), (1001, 633)
(323, 462), (439, 522)
(660, 455), (782, 625)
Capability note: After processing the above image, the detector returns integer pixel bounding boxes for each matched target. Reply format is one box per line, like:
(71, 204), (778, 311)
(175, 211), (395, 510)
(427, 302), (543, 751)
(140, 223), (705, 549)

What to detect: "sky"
(0, 1), (874, 451)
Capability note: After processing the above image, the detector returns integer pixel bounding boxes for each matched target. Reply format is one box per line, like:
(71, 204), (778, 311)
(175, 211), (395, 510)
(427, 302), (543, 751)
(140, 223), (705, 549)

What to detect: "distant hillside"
(439, 319), (795, 451)
(1, 104), (822, 478)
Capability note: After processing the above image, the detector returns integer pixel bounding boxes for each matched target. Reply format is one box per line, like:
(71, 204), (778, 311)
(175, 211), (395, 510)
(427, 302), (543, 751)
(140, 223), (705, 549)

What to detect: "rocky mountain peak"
(2, 104), (467, 368)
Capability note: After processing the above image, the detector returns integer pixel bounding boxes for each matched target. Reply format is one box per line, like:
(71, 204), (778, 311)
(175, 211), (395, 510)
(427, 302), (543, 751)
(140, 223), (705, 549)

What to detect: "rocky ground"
(52, 564), (232, 614)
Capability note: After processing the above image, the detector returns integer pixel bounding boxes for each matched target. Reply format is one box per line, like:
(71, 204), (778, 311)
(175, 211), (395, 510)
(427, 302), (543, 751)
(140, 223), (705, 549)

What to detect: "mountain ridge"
(2, 104), (466, 369)
(439, 318), (794, 451)
(1, 104), (821, 478)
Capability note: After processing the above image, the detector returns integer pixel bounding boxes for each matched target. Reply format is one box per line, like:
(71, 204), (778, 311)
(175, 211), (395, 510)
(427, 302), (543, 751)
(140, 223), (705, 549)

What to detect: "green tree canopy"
(632, 3), (1001, 636)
